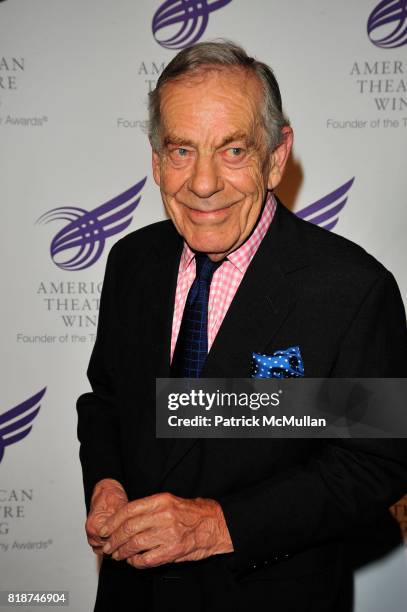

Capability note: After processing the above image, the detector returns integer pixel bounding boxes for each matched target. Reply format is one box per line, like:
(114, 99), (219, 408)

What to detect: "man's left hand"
(99, 492), (234, 568)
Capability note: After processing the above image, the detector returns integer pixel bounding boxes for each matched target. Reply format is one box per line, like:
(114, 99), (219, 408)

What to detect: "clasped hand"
(85, 479), (233, 568)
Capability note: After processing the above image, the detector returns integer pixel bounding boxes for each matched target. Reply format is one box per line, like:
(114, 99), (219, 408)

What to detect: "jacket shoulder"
(112, 219), (177, 253)
(106, 219), (180, 269)
(282, 204), (387, 279)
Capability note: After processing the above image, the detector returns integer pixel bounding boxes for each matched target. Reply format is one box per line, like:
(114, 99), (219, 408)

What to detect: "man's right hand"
(86, 479), (128, 555)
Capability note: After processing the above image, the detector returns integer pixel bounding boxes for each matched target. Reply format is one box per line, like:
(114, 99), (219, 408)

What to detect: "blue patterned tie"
(171, 253), (222, 378)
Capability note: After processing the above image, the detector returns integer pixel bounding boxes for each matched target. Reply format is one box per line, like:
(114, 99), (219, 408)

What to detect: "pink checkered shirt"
(170, 194), (277, 360)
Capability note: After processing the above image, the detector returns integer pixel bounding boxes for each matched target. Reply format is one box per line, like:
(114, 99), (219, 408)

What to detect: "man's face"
(152, 68), (291, 260)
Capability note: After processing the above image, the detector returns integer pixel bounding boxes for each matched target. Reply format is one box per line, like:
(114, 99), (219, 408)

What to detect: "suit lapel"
(131, 224), (182, 490)
(150, 231), (183, 378)
(160, 202), (310, 484)
(202, 253), (296, 378)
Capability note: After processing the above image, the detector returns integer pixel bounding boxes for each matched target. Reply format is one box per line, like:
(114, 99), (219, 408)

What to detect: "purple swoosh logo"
(367, 0), (407, 48)
(295, 178), (354, 231)
(37, 178), (147, 271)
(0, 388), (46, 464)
(152, 0), (233, 50)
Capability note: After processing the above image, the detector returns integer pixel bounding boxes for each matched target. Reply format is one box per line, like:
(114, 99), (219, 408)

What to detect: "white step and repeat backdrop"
(1, 1), (406, 610)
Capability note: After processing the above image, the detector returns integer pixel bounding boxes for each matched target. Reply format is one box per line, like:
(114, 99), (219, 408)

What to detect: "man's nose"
(188, 155), (222, 198)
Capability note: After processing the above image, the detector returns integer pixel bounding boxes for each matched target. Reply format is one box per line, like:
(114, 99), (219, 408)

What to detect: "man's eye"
(227, 147), (244, 157)
(177, 148), (188, 157)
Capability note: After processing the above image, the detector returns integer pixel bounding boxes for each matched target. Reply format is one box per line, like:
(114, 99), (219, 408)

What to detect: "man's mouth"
(183, 200), (239, 217)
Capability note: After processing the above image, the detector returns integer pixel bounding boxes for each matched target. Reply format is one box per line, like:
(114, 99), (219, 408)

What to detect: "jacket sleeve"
(76, 245), (124, 512)
(218, 270), (407, 571)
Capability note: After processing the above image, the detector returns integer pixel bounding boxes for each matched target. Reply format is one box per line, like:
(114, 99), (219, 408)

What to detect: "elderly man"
(77, 41), (407, 612)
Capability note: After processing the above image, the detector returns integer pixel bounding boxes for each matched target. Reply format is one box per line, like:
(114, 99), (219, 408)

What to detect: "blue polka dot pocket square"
(250, 346), (305, 379)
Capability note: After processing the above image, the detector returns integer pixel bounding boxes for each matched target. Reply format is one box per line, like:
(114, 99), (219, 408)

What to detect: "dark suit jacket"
(77, 201), (407, 612)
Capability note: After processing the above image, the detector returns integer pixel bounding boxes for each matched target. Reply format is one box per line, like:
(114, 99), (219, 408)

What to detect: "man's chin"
(186, 237), (237, 259)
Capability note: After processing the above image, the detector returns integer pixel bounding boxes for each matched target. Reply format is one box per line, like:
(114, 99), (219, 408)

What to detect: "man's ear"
(152, 150), (161, 186)
(267, 126), (293, 190)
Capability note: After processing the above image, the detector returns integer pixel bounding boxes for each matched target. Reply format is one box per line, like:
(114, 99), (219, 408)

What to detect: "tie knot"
(194, 253), (223, 283)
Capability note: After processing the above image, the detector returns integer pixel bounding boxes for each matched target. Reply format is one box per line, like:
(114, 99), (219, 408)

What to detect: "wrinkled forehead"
(159, 66), (264, 137)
